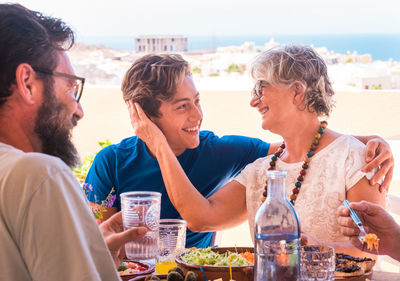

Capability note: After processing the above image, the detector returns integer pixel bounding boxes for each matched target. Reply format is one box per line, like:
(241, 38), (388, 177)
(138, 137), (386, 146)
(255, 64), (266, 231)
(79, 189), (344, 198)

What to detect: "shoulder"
(4, 151), (79, 199)
(95, 136), (142, 159)
(319, 134), (366, 155)
(118, 135), (141, 149)
(13, 152), (71, 176)
(336, 134), (365, 148)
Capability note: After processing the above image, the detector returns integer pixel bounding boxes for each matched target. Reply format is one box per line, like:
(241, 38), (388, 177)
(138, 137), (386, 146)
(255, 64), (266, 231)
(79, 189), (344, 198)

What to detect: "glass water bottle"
(254, 170), (301, 281)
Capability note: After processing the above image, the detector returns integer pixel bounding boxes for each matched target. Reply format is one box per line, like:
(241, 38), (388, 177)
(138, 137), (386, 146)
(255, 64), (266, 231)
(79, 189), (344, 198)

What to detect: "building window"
(164, 45), (167, 51)
(172, 38), (175, 42)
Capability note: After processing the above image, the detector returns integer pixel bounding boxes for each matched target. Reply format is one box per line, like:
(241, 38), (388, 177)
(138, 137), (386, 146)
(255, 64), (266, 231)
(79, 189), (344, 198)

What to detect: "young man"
(0, 4), (145, 280)
(86, 54), (394, 248)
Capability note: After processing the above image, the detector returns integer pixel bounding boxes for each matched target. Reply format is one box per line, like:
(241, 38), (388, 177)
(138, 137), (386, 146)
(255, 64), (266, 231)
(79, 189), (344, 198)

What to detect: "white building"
(352, 76), (392, 89)
(135, 35), (188, 53)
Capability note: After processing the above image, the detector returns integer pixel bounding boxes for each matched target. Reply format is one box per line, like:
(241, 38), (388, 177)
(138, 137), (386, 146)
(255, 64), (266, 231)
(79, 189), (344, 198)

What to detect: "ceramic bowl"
(175, 247), (254, 281)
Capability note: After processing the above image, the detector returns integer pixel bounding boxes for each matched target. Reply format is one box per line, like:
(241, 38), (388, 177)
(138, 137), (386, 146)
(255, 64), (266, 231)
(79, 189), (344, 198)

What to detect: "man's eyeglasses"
(32, 66), (85, 102)
(251, 80), (270, 99)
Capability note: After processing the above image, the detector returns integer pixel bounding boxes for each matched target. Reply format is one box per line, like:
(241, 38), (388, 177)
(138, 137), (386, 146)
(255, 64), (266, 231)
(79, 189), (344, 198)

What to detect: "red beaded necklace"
(262, 120), (328, 205)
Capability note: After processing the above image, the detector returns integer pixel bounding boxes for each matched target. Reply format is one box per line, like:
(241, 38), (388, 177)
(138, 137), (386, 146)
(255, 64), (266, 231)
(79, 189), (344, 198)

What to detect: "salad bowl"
(175, 247), (254, 281)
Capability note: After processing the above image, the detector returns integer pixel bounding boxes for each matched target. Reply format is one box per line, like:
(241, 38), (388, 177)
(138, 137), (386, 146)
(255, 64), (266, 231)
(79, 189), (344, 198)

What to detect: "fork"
(343, 200), (368, 242)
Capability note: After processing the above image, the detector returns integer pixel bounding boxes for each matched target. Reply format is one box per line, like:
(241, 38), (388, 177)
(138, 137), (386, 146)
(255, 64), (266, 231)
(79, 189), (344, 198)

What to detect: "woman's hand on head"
(127, 100), (168, 153)
(362, 137), (394, 192)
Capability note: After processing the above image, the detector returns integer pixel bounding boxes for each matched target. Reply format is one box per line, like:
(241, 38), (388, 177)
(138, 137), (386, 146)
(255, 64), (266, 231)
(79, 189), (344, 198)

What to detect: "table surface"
(371, 270), (400, 281)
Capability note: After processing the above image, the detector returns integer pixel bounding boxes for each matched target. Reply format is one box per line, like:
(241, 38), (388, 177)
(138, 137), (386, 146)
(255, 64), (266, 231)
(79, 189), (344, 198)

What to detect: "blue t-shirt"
(86, 130), (269, 248)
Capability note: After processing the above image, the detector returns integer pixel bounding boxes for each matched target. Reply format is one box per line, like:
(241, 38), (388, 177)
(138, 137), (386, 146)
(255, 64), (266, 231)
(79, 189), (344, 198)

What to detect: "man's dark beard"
(34, 80), (80, 168)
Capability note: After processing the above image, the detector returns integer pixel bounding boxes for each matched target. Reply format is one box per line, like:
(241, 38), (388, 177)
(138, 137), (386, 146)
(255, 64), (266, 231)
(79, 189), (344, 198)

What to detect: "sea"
(78, 34), (400, 61)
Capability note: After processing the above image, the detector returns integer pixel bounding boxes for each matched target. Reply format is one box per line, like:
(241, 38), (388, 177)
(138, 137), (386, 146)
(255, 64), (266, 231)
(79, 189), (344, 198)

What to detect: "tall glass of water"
(120, 191), (161, 260)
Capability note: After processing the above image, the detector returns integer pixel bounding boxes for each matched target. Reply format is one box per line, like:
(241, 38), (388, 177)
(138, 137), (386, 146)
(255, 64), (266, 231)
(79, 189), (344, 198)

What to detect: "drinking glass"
(155, 219), (187, 274)
(120, 191), (161, 260)
(301, 245), (335, 281)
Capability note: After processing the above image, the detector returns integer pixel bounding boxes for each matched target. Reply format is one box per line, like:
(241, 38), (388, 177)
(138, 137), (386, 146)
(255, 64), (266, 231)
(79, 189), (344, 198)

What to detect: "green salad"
(180, 248), (251, 266)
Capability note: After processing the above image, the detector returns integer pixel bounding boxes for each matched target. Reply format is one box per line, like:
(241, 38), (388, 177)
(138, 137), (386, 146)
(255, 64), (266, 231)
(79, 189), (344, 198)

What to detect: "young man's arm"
(354, 135), (394, 191)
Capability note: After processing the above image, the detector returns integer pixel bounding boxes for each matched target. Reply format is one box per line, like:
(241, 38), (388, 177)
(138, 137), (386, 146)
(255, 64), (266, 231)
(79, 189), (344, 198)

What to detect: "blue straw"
(200, 266), (208, 281)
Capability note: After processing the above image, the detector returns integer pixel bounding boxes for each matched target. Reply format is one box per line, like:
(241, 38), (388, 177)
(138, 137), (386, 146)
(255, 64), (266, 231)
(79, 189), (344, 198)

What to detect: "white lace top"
(234, 135), (377, 243)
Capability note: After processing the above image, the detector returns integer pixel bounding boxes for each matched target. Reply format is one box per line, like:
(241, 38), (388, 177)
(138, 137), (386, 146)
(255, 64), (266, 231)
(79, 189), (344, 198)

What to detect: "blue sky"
(10, 0), (400, 37)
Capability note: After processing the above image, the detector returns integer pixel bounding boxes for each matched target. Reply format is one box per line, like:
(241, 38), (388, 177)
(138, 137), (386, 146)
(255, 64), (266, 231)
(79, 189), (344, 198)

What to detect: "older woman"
(127, 46), (387, 256)
(237, 45), (386, 251)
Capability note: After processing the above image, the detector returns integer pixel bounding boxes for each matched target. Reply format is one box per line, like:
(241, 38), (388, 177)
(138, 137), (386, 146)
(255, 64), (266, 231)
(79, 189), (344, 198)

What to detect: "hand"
(127, 100), (168, 155)
(362, 137), (394, 192)
(337, 201), (399, 257)
(99, 212), (147, 267)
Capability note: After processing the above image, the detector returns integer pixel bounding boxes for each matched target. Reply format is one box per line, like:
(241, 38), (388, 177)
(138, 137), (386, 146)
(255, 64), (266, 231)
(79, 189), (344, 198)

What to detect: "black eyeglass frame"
(32, 66), (85, 102)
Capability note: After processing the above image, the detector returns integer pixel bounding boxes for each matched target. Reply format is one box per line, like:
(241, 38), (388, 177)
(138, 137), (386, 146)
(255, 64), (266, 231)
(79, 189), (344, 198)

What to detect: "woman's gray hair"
(251, 45), (335, 117)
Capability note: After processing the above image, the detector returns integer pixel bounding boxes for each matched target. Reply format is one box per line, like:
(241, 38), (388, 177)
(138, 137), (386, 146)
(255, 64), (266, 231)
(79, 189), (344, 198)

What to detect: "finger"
(100, 211), (122, 229)
(337, 205), (350, 216)
(107, 227), (147, 250)
(128, 100), (139, 121)
(380, 167), (393, 193)
(109, 212), (124, 230)
(348, 201), (368, 211)
(337, 216), (357, 229)
(362, 153), (385, 173)
(364, 141), (378, 163)
(369, 160), (389, 186)
(350, 200), (380, 216)
(109, 211), (123, 222)
(134, 102), (148, 121)
(339, 225), (360, 237)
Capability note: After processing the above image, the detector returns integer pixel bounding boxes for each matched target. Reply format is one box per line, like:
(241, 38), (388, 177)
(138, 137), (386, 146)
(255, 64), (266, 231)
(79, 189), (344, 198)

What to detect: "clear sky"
(8, 0), (400, 37)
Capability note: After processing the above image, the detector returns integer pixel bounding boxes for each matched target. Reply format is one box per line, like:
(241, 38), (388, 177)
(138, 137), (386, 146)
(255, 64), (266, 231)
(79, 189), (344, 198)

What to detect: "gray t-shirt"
(0, 142), (120, 281)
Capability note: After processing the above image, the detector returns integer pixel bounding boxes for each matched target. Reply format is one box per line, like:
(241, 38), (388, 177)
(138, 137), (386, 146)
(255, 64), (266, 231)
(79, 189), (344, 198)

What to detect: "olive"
(168, 266), (184, 277)
(184, 271), (198, 281)
(167, 271), (184, 281)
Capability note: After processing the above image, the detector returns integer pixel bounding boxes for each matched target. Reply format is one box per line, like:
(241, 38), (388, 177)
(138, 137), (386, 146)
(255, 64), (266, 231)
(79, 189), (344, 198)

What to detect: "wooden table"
(371, 270), (400, 281)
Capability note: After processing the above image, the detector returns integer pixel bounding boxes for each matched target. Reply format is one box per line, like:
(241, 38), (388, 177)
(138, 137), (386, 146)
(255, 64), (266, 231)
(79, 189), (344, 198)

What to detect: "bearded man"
(0, 4), (146, 280)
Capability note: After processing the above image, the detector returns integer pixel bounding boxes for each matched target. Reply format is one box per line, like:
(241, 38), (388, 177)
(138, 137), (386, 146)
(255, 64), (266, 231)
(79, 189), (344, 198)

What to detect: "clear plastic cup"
(155, 219), (187, 274)
(120, 191), (161, 260)
(301, 245), (335, 281)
